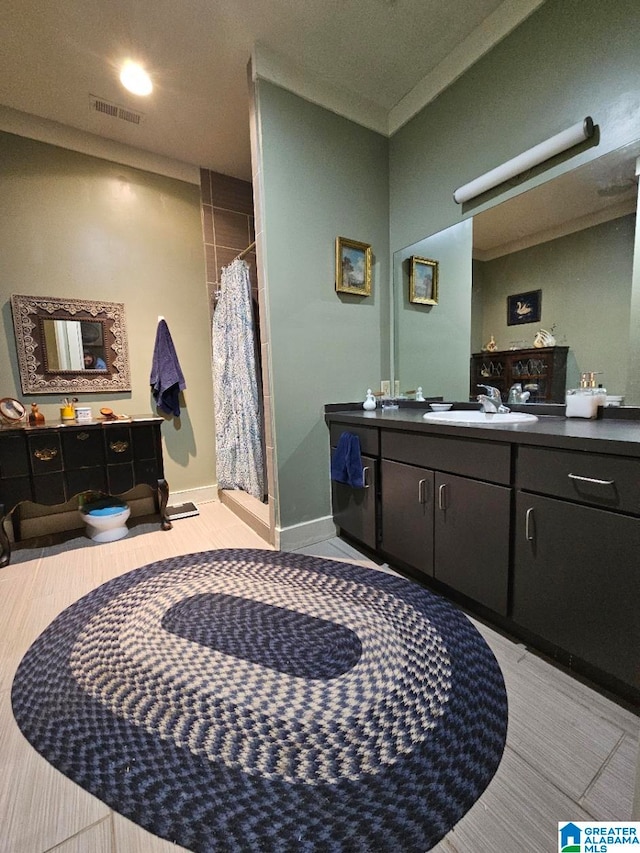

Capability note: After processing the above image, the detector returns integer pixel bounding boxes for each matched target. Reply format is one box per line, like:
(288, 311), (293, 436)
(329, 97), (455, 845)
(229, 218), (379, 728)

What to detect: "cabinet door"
(434, 472), (510, 615)
(513, 492), (640, 689)
(332, 454), (377, 550)
(380, 459), (434, 576)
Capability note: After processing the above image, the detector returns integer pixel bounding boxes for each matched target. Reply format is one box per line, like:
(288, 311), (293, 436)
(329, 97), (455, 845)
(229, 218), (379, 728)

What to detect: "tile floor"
(0, 500), (637, 853)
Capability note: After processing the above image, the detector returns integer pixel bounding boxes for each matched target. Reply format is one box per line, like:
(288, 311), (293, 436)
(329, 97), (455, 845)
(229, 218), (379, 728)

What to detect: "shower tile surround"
(199, 169), (274, 542)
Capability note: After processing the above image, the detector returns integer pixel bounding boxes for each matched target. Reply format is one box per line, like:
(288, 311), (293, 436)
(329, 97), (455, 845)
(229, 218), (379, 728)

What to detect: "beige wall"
(0, 131), (215, 499)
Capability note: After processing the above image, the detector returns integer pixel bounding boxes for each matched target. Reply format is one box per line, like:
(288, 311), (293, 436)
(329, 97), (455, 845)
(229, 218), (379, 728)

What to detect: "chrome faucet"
(477, 384), (510, 413)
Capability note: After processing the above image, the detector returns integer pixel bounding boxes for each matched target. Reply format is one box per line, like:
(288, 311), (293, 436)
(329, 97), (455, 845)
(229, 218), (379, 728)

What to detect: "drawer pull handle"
(525, 507), (535, 542)
(34, 447), (58, 462)
(418, 478), (427, 504)
(362, 466), (370, 489)
(568, 472), (615, 486)
(438, 483), (446, 511)
(110, 440), (129, 454)
(77, 432), (90, 441)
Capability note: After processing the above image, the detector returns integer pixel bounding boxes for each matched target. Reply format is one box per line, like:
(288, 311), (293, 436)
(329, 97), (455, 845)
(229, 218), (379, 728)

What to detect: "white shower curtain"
(212, 258), (265, 500)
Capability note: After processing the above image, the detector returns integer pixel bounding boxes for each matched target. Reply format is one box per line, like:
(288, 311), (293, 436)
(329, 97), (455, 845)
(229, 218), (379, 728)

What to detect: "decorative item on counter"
(415, 387), (425, 402)
(28, 403), (45, 426)
(485, 335), (497, 352)
(60, 398), (75, 420)
(99, 407), (117, 420)
(75, 406), (93, 422)
(533, 328), (556, 348)
(363, 390), (377, 411)
(0, 397), (26, 424)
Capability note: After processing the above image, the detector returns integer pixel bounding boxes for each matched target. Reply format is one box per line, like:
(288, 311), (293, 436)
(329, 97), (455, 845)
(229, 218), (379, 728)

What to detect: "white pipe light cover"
(453, 117), (595, 204)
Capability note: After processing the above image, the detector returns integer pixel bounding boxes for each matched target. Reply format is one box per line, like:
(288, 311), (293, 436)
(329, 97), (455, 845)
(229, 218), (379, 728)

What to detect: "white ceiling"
(0, 0), (544, 180)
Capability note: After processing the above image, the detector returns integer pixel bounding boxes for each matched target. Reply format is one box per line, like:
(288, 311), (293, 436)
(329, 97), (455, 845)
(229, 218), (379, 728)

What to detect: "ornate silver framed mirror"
(10, 294), (131, 394)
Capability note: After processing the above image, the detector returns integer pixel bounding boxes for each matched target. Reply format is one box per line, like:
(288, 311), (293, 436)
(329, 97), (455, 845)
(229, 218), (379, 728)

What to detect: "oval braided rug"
(11, 548), (508, 852)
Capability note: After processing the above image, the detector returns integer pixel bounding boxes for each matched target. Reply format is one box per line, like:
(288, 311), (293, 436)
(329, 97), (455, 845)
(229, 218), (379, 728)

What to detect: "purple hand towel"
(150, 320), (186, 417)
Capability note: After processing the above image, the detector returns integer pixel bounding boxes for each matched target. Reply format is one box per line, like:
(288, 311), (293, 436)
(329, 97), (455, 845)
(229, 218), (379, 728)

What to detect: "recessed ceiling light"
(120, 61), (152, 96)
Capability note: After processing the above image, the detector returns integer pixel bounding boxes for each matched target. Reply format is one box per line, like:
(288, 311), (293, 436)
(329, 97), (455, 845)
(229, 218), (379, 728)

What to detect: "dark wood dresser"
(0, 417), (171, 566)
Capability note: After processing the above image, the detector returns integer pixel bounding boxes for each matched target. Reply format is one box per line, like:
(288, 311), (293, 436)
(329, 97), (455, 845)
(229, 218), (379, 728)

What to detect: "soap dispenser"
(565, 372), (600, 418)
(363, 389), (377, 411)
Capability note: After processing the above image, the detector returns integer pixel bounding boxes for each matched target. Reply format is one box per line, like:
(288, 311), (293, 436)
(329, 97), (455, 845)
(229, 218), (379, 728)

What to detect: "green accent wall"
(389, 0), (640, 402)
(256, 82), (389, 530)
(473, 215), (636, 395)
(391, 0), (640, 250)
(0, 132), (213, 493)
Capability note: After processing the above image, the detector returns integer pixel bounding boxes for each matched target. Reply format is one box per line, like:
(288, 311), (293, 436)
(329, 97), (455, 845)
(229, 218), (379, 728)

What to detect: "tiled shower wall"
(199, 169), (272, 519)
(199, 169), (256, 302)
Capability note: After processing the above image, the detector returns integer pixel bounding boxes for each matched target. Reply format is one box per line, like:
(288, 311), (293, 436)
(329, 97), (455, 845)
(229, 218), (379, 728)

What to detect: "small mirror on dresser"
(10, 294), (131, 394)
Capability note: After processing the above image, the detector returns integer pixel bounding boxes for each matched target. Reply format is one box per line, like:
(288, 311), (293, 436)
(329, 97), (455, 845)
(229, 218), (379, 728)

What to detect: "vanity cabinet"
(381, 460), (434, 576)
(330, 424), (379, 551)
(380, 431), (511, 614)
(0, 418), (171, 567)
(326, 408), (640, 700)
(513, 446), (640, 689)
(469, 345), (568, 403)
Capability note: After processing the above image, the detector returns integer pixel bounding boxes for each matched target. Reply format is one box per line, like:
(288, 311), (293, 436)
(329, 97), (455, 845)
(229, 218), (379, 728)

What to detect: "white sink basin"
(423, 410), (538, 425)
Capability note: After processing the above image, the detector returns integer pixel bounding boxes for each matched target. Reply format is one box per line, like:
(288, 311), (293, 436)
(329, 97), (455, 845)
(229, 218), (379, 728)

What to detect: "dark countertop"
(0, 415), (162, 433)
(325, 405), (640, 458)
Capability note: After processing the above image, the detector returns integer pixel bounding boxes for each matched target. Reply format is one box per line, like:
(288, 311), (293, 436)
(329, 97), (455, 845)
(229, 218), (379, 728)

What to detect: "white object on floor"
(80, 503), (131, 543)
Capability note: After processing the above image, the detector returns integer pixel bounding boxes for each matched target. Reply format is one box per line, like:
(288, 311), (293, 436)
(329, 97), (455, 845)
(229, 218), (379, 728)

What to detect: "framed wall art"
(409, 256), (438, 305)
(335, 237), (372, 296)
(507, 289), (541, 325)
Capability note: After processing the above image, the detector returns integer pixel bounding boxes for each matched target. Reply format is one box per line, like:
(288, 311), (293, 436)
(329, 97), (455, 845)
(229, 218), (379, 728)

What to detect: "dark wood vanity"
(327, 406), (640, 702)
(0, 417), (171, 566)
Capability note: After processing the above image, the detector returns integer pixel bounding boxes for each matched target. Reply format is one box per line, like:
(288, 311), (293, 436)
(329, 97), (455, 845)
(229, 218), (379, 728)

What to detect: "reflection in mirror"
(10, 294), (130, 394)
(40, 319), (108, 372)
(394, 139), (640, 404)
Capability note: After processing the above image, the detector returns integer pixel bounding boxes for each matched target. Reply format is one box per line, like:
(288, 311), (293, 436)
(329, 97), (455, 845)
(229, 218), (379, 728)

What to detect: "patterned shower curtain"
(212, 258), (265, 500)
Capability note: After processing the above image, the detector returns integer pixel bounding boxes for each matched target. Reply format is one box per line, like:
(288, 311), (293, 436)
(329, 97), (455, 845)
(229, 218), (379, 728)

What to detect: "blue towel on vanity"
(331, 432), (364, 488)
(150, 320), (186, 417)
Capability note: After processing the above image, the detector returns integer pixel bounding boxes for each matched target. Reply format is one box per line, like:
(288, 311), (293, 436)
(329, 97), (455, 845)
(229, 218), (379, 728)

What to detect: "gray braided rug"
(11, 548), (508, 852)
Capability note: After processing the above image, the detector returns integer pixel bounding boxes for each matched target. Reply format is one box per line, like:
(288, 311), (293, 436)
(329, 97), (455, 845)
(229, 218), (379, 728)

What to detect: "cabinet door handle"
(418, 478), (427, 504)
(568, 472), (615, 486)
(362, 466), (370, 489)
(34, 448), (58, 462)
(525, 507), (535, 541)
(438, 483), (446, 511)
(77, 432), (90, 441)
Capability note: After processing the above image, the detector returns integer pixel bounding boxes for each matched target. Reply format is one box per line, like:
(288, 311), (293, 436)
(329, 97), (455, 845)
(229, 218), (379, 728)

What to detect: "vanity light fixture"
(453, 117), (595, 204)
(119, 60), (153, 96)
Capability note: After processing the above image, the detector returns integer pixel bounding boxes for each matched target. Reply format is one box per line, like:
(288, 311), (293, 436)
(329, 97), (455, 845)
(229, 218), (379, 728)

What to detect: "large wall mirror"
(11, 294), (131, 394)
(394, 137), (640, 404)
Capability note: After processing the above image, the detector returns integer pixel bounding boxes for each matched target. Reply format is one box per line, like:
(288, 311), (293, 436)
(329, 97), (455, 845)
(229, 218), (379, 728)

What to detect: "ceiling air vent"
(89, 95), (144, 126)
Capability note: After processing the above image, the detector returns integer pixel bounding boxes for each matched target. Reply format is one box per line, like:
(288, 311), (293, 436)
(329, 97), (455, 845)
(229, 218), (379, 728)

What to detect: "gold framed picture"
(409, 256), (438, 305)
(335, 237), (372, 296)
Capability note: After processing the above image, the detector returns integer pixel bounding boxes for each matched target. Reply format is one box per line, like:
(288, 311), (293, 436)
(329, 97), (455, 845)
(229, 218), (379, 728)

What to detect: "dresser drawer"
(27, 434), (63, 474)
(517, 446), (640, 515)
(61, 427), (105, 469)
(382, 431), (511, 485)
(330, 423), (379, 456)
